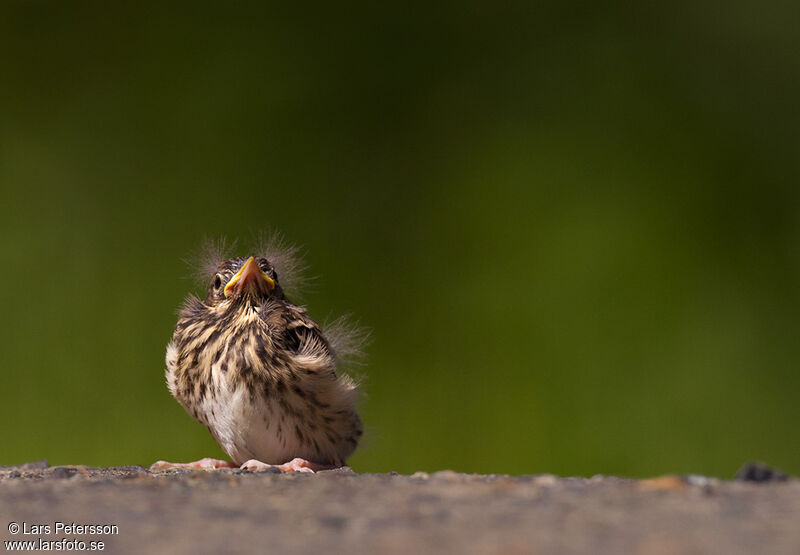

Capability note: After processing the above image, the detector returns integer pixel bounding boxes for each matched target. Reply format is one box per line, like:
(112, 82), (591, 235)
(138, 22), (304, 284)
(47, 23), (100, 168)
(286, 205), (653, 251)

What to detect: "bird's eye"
(213, 275), (222, 290)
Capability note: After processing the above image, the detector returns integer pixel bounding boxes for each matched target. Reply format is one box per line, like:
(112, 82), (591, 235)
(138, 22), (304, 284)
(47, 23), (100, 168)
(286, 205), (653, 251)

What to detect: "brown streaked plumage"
(152, 244), (363, 473)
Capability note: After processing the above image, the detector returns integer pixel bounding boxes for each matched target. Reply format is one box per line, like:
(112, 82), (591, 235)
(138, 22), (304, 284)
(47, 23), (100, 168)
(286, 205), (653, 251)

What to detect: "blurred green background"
(1, 3), (798, 477)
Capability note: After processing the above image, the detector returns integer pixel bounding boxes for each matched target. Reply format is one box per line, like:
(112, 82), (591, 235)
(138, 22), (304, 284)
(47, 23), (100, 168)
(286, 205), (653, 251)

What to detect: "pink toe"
(149, 457), (236, 470)
(240, 459), (273, 471)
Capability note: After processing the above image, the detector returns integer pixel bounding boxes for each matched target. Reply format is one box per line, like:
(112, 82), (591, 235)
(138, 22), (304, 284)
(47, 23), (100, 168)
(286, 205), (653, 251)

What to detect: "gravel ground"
(0, 461), (797, 554)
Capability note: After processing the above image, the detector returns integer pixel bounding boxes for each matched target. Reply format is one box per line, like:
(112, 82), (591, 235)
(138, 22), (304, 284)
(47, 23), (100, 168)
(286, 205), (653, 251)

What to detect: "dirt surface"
(0, 461), (798, 554)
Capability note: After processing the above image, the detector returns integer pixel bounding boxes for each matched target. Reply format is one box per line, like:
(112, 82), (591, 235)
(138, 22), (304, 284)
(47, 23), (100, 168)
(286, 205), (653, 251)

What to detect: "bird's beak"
(224, 257), (275, 297)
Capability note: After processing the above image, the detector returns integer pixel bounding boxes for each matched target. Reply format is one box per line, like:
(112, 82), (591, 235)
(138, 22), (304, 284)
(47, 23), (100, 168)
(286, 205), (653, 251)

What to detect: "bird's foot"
(240, 457), (335, 473)
(149, 457), (237, 471)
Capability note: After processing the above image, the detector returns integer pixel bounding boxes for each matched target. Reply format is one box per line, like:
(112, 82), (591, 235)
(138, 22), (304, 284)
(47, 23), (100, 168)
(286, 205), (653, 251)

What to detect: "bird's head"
(204, 256), (284, 306)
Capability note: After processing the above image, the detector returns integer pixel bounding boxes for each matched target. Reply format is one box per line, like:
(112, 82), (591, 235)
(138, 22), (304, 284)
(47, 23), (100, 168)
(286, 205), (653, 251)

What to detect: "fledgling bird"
(151, 239), (363, 473)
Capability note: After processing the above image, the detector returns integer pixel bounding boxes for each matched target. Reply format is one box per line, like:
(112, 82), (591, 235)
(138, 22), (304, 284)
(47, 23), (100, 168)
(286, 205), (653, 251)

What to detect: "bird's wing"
(279, 306), (329, 354)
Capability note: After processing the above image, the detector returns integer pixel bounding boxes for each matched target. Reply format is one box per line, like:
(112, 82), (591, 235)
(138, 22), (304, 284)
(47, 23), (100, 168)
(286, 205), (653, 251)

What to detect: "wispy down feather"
(185, 236), (238, 286)
(252, 230), (311, 301)
(324, 314), (370, 371)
